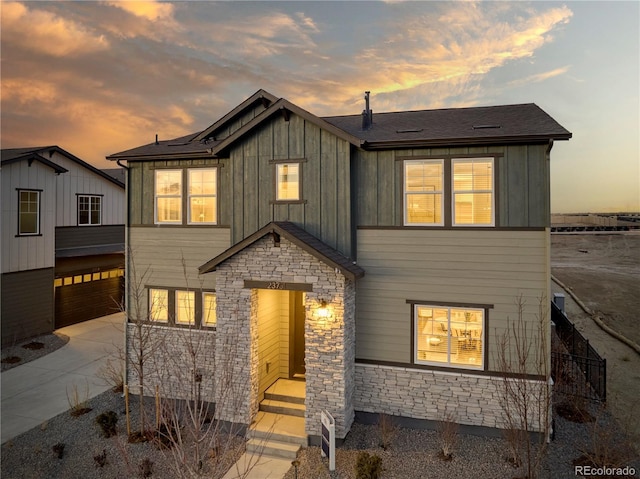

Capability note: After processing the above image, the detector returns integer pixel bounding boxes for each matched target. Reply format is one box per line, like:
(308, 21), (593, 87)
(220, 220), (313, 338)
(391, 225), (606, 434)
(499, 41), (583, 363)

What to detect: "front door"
(289, 291), (306, 378)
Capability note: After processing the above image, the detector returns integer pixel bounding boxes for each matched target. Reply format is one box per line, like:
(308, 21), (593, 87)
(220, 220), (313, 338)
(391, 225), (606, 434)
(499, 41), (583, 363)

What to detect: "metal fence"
(551, 301), (607, 402)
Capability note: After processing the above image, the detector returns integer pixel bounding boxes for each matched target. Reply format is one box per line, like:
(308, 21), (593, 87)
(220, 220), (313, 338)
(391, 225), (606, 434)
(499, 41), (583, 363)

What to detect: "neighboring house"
(107, 89), (571, 445)
(1, 146), (125, 346)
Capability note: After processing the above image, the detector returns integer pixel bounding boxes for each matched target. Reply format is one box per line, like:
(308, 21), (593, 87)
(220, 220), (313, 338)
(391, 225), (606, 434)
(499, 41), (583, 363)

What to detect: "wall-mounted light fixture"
(317, 300), (330, 319)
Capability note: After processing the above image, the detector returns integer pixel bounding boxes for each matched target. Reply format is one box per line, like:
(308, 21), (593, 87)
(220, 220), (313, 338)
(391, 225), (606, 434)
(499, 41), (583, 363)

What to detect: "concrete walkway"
(1, 312), (124, 443)
(221, 452), (293, 479)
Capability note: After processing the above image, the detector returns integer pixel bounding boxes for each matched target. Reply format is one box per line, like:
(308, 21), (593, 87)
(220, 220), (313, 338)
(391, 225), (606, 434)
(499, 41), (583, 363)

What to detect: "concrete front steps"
(246, 380), (307, 460)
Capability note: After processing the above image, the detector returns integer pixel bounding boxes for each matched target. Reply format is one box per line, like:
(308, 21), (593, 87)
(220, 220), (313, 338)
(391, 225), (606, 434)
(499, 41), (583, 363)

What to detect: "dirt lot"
(551, 231), (640, 449)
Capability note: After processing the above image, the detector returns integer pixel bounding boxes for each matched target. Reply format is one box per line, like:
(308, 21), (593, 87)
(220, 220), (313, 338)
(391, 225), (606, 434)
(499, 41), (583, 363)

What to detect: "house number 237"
(267, 281), (285, 290)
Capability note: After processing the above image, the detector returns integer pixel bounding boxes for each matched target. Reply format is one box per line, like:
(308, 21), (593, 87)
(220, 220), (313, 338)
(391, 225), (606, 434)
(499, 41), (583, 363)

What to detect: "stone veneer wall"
(126, 323), (216, 401)
(214, 235), (356, 438)
(354, 363), (550, 432)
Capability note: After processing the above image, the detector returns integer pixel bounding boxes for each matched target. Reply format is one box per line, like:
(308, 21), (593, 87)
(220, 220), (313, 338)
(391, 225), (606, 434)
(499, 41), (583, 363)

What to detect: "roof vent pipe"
(155, 134), (159, 145)
(362, 91), (373, 130)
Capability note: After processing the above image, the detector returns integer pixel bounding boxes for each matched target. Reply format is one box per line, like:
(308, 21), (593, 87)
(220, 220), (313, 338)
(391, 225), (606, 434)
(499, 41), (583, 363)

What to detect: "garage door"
(54, 268), (124, 329)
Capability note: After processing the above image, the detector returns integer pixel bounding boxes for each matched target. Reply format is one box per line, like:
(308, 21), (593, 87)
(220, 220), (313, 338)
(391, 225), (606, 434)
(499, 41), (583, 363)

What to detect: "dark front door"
(289, 291), (306, 378)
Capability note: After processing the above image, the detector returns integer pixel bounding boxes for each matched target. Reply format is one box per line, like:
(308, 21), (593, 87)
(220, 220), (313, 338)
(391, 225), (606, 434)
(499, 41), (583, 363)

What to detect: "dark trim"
(17, 189), (41, 236)
(268, 158), (308, 164)
(395, 153), (505, 161)
(356, 225), (546, 231)
(269, 200), (308, 205)
(243, 280), (313, 292)
(129, 223), (231, 228)
(405, 299), (494, 309)
(55, 224), (126, 230)
(15, 187), (44, 192)
(362, 135), (570, 150)
(355, 359), (545, 381)
(143, 285), (217, 330)
(4, 153), (68, 174)
(75, 193), (104, 197)
(15, 234), (43, 237)
(272, 160), (305, 203)
(353, 411), (544, 441)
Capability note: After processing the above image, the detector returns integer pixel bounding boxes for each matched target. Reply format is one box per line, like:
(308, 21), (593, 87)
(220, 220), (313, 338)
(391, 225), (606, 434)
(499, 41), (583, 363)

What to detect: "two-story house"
(1, 146), (125, 346)
(108, 89), (570, 449)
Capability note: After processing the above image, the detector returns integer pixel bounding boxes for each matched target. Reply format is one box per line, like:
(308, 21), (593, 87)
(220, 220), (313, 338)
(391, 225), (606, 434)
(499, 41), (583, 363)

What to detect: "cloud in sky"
(1, 1), (637, 212)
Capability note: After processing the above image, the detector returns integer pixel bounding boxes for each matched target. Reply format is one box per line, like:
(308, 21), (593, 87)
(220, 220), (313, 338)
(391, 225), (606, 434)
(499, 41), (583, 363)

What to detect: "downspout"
(117, 159), (130, 394)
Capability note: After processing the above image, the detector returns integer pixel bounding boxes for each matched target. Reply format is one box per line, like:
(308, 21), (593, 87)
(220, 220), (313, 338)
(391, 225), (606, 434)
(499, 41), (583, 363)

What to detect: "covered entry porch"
(199, 221), (364, 441)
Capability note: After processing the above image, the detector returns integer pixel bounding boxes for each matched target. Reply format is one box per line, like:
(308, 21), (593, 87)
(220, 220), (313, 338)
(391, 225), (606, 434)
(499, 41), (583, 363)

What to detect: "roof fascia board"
(2, 153), (68, 174)
(210, 99), (363, 157)
(107, 151), (213, 162)
(363, 134), (572, 150)
(45, 146), (125, 188)
(194, 89), (278, 142)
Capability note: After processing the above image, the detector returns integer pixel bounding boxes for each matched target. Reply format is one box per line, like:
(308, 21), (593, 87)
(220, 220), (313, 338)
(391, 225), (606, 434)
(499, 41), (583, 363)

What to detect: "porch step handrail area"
(551, 300), (606, 402)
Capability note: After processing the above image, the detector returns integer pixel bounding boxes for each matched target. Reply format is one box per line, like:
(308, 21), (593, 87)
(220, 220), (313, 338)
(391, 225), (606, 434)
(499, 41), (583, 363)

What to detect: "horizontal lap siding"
(257, 289), (287, 398)
(128, 227), (230, 314)
(355, 229), (550, 372)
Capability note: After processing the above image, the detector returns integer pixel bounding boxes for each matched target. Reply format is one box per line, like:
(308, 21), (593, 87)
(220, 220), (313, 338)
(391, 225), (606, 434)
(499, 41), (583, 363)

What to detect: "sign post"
(320, 410), (335, 471)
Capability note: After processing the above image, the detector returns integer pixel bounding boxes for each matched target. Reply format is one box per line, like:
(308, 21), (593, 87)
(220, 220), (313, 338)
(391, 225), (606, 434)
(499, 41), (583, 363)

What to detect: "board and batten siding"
(1, 161), (57, 273)
(256, 289), (289, 400)
(50, 151), (124, 227)
(211, 103), (270, 141)
(228, 113), (353, 258)
(355, 229), (550, 373)
(127, 158), (229, 226)
(355, 144), (550, 228)
(127, 227), (230, 313)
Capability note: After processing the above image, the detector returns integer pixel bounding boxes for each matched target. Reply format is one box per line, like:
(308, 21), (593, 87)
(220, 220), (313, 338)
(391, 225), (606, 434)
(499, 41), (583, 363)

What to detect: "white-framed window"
(78, 195), (102, 225)
(414, 304), (484, 370)
(404, 160), (444, 225)
(149, 289), (169, 322)
(202, 292), (217, 328)
(188, 168), (217, 224)
(18, 190), (40, 235)
(275, 163), (300, 201)
(155, 170), (182, 223)
(175, 290), (195, 325)
(452, 158), (494, 226)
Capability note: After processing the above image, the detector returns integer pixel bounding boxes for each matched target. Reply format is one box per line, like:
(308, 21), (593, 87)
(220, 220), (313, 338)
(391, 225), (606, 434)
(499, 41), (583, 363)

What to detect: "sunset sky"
(1, 1), (638, 213)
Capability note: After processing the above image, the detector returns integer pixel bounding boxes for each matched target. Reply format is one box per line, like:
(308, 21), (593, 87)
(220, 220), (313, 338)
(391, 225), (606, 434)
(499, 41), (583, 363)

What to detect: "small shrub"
(152, 423), (175, 449)
(67, 382), (92, 417)
(555, 401), (594, 423)
(22, 341), (44, 350)
(52, 442), (65, 459)
(139, 458), (154, 478)
(96, 411), (118, 438)
(355, 451), (383, 479)
(94, 449), (108, 468)
(377, 413), (399, 450)
(97, 357), (124, 393)
(436, 412), (458, 461)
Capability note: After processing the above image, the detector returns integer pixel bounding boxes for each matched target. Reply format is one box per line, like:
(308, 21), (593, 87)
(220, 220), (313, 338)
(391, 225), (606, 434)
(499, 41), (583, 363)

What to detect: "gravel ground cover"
(1, 333), (69, 372)
(1, 390), (244, 479)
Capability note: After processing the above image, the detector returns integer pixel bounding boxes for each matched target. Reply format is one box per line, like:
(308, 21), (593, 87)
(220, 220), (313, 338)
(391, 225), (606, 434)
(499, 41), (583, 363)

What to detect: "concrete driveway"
(1, 312), (124, 443)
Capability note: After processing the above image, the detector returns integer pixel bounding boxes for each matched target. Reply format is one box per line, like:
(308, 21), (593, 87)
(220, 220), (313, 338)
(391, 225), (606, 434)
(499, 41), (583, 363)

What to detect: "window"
(155, 170), (182, 223)
(175, 290), (195, 325)
(202, 292), (217, 327)
(415, 304), (484, 369)
(452, 158), (494, 226)
(78, 195), (101, 225)
(404, 160), (444, 225)
(188, 169), (217, 224)
(149, 289), (169, 322)
(276, 163), (300, 201)
(18, 190), (40, 235)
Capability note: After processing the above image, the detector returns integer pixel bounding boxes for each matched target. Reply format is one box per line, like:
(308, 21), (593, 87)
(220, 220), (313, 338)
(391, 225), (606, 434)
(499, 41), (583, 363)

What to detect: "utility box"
(553, 293), (565, 313)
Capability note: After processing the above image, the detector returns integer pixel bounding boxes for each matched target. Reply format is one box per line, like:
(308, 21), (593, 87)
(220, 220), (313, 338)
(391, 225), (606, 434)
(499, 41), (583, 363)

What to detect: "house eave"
(362, 134), (572, 151)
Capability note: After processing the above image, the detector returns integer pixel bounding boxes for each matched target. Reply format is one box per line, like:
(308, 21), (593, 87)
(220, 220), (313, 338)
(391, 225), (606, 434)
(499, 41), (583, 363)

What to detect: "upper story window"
(188, 169), (217, 224)
(276, 163), (300, 201)
(155, 170), (182, 224)
(18, 190), (40, 235)
(414, 304), (484, 370)
(404, 160), (444, 225)
(78, 195), (102, 226)
(452, 158), (494, 226)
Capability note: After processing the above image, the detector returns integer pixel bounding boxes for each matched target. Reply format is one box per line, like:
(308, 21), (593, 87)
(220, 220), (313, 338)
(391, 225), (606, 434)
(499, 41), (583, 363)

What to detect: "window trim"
(410, 301), (490, 371)
(202, 291), (217, 328)
(175, 290), (196, 326)
(154, 169), (183, 224)
(145, 286), (216, 329)
(403, 159), (445, 226)
(272, 160), (304, 203)
(187, 168), (218, 225)
(77, 194), (102, 226)
(451, 157), (495, 227)
(17, 189), (41, 236)
(149, 288), (169, 323)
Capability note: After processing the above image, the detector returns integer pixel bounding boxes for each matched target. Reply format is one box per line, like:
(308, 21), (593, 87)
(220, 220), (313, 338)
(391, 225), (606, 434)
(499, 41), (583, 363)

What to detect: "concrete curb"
(551, 274), (640, 356)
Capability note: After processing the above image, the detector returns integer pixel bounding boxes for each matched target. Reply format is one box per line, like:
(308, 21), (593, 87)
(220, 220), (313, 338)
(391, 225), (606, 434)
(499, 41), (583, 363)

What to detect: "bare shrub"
(377, 413), (399, 450)
(435, 411), (458, 460)
(67, 382), (92, 417)
(98, 354), (125, 393)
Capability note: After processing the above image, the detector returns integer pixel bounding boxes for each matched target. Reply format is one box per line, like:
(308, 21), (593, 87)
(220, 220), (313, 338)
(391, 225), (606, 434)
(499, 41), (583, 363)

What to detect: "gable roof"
(1, 148), (68, 174)
(108, 90), (571, 161)
(199, 221), (365, 281)
(323, 103), (572, 149)
(2, 146), (124, 188)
